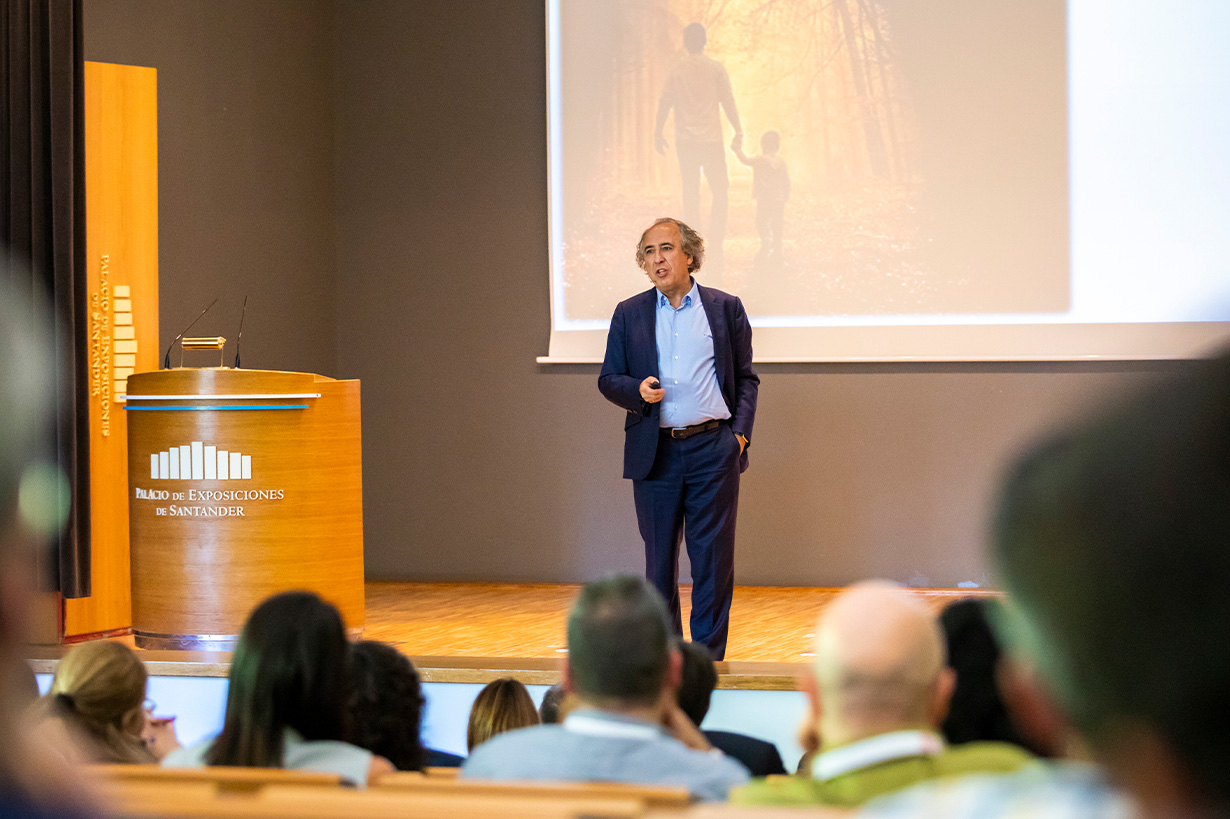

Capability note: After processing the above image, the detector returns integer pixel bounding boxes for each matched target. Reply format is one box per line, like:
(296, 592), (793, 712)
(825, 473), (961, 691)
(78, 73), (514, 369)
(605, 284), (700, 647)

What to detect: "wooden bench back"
(374, 771), (692, 809)
(100, 780), (644, 819)
(424, 765), (461, 778)
(89, 763), (342, 793)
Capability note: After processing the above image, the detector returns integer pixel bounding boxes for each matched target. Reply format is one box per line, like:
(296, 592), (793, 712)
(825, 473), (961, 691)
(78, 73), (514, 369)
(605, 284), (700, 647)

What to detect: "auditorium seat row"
(88, 764), (826, 819)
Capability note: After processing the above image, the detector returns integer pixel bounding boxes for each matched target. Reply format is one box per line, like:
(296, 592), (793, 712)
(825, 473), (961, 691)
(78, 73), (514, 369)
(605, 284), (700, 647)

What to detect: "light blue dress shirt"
(461, 707), (750, 802)
(656, 280), (731, 428)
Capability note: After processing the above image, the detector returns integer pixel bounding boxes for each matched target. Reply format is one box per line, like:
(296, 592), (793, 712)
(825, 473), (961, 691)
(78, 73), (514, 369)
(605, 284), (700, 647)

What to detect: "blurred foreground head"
(811, 581), (953, 747)
(208, 591), (350, 767)
(348, 641), (426, 771)
(466, 677), (538, 752)
(994, 351), (1230, 813)
(0, 273), (54, 647)
(939, 598), (1036, 752)
(538, 682), (569, 725)
(566, 574), (674, 709)
(677, 641), (718, 727)
(0, 272), (96, 812)
(43, 641), (154, 764)
(0, 268), (53, 678)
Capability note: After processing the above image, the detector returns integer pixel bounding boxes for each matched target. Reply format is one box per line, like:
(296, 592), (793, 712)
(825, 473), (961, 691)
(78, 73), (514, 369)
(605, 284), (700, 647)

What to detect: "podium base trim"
(134, 626), (364, 651)
(134, 631), (237, 651)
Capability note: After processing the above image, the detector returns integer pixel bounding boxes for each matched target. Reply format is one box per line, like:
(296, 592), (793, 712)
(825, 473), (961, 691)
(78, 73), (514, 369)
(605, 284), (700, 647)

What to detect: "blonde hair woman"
(40, 641), (173, 764)
(466, 678), (539, 752)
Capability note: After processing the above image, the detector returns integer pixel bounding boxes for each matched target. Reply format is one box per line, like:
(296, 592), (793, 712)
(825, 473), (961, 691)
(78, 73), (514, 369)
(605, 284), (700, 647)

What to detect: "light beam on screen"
(540, 0), (1230, 362)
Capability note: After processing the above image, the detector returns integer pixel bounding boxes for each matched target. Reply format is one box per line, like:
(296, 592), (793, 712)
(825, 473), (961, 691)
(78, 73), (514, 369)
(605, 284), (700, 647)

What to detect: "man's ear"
(800, 672), (821, 719)
(930, 667), (957, 729)
(996, 655), (1072, 757)
(562, 661), (576, 696)
(798, 673), (822, 755)
(665, 647), (683, 691)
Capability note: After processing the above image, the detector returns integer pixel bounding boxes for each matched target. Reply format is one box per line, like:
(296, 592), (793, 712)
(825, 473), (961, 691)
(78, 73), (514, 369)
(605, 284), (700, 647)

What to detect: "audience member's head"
(677, 641), (718, 727)
(939, 598), (1034, 752)
(538, 682), (568, 725)
(993, 351), (1230, 815)
(565, 574), (676, 711)
(206, 591), (351, 767)
(809, 581), (954, 748)
(347, 641), (426, 772)
(760, 130), (781, 155)
(466, 678), (538, 752)
(41, 641), (154, 764)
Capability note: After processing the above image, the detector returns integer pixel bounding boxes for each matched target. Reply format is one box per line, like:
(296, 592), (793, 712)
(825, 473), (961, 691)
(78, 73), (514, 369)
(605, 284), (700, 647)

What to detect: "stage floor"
(363, 581), (997, 663)
(31, 583), (997, 690)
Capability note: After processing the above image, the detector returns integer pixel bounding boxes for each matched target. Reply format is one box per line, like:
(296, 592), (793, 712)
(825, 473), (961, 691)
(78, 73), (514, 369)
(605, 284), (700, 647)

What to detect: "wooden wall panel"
(66, 62), (160, 638)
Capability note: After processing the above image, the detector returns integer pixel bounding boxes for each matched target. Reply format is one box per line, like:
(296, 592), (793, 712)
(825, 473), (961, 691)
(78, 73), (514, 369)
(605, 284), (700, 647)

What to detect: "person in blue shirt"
(598, 218), (758, 660)
(461, 575), (749, 801)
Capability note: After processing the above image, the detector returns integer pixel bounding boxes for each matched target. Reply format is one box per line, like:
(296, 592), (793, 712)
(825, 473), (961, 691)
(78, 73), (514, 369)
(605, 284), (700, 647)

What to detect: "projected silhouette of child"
(733, 131), (790, 262)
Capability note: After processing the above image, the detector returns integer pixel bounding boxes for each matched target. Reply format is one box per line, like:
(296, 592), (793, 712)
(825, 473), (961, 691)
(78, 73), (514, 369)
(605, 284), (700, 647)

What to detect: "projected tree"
(606, 0), (912, 190)
(555, 0), (1069, 321)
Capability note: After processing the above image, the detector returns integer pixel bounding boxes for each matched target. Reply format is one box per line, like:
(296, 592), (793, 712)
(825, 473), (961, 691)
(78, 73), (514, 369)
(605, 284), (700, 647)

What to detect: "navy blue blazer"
(599, 283), (759, 481)
(704, 730), (787, 777)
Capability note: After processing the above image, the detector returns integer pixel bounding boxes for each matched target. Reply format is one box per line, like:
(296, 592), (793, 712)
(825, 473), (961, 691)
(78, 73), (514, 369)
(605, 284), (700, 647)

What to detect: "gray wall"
(88, 0), (1184, 588)
(84, 0), (338, 376)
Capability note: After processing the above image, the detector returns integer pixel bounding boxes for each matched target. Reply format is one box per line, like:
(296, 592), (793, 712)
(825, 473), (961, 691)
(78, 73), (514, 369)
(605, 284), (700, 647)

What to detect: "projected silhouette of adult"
(655, 23), (743, 267)
(598, 218), (758, 660)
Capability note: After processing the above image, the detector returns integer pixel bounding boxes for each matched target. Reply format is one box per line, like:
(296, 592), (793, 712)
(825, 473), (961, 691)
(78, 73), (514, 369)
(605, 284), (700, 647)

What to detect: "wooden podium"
(124, 368), (364, 649)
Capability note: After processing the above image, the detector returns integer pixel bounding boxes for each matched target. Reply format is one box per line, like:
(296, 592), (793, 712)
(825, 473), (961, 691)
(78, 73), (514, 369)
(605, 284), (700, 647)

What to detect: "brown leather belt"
(664, 419), (722, 439)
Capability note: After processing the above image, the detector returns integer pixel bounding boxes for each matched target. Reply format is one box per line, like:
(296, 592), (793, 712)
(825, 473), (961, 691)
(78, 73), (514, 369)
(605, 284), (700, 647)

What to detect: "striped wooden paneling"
(66, 61), (160, 638)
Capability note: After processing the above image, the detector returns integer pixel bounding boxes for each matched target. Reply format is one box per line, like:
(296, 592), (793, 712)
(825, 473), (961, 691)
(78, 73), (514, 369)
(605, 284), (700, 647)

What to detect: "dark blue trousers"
(633, 421), (741, 659)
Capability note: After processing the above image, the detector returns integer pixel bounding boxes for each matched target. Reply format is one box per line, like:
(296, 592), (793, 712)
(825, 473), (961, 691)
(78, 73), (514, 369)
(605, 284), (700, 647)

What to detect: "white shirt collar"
(812, 730), (945, 781)
(562, 709), (665, 741)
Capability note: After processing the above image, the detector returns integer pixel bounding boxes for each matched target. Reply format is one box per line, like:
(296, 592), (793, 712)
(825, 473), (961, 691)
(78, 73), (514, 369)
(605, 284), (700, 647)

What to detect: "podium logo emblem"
(151, 442), (251, 480)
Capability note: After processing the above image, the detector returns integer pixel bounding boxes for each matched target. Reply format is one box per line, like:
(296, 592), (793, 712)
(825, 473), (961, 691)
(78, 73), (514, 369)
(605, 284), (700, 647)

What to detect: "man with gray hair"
(732, 581), (1031, 807)
(599, 218), (758, 660)
(462, 575), (749, 801)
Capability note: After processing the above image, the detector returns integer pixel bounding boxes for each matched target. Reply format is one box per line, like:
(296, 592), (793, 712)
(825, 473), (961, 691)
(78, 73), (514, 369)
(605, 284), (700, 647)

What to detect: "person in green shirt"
(731, 581), (1032, 808)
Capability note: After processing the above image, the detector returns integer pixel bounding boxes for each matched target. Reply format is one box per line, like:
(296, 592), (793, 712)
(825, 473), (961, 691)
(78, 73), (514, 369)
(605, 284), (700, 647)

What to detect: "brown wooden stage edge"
(30, 582), (999, 690)
(124, 368), (364, 649)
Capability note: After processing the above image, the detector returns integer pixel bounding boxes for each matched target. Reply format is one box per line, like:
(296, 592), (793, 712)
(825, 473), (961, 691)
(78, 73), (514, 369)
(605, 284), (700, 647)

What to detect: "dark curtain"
(1, 0), (90, 597)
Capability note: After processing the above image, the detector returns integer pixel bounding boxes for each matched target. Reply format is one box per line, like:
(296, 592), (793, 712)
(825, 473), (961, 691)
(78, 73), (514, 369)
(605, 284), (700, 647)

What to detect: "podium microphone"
(233, 296), (249, 369)
(162, 298), (219, 369)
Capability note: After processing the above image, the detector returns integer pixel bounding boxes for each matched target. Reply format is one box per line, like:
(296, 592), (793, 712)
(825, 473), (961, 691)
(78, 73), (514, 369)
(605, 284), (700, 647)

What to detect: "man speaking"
(599, 218), (758, 659)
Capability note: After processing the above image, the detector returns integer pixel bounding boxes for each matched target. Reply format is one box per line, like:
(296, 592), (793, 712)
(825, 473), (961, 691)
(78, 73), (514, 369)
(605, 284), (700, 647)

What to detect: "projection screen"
(541, 0), (1230, 362)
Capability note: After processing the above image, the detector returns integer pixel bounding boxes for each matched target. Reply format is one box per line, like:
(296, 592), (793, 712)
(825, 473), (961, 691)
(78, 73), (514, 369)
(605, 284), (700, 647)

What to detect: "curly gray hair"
(635, 217), (705, 273)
